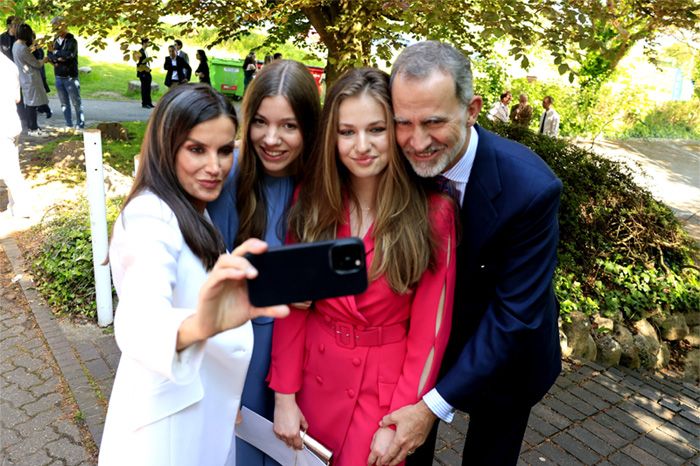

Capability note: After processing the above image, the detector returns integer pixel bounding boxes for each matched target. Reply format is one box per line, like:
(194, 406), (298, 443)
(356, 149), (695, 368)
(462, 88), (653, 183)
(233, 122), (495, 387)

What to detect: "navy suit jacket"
(435, 125), (562, 412)
(163, 55), (191, 86)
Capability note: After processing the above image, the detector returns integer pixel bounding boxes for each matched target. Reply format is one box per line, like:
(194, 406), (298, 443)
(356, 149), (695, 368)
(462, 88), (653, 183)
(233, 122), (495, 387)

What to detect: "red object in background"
(306, 66), (325, 95)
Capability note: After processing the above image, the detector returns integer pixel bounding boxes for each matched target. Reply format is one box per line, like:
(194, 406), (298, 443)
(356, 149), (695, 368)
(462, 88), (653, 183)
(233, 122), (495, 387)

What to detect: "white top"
(99, 191), (253, 466)
(487, 101), (509, 123)
(170, 57), (179, 81)
(540, 107), (560, 137)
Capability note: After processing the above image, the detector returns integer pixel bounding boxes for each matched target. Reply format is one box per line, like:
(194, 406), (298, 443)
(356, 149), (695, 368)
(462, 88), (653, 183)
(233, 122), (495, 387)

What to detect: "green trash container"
(210, 58), (245, 99)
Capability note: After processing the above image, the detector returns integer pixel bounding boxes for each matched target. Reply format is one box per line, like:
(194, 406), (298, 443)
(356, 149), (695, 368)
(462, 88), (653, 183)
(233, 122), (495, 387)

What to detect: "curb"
(0, 236), (105, 448)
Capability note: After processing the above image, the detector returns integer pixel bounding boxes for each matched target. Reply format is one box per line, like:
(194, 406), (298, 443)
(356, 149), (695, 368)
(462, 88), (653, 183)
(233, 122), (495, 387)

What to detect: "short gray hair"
(50, 16), (66, 26)
(390, 40), (473, 107)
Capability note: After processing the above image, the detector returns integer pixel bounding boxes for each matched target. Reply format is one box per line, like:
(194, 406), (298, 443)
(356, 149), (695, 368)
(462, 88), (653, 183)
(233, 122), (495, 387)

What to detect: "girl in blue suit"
(208, 59), (321, 466)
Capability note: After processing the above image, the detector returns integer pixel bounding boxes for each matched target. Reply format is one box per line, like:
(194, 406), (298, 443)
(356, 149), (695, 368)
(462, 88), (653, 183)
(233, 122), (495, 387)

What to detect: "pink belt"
(312, 312), (407, 349)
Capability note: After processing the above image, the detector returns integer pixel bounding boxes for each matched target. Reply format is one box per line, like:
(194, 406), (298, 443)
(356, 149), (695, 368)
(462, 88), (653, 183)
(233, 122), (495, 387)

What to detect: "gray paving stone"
(668, 411), (700, 437)
(536, 440), (584, 465)
(580, 417), (629, 449)
(609, 450), (641, 466)
(633, 435), (685, 466)
(567, 424), (617, 456)
(551, 431), (601, 464)
(542, 396), (587, 422)
(620, 443), (668, 466)
(528, 414), (560, 437)
(617, 401), (666, 431)
(646, 426), (698, 459)
(592, 411), (639, 440)
(530, 403), (570, 430)
(555, 390), (599, 416)
(45, 437), (91, 465)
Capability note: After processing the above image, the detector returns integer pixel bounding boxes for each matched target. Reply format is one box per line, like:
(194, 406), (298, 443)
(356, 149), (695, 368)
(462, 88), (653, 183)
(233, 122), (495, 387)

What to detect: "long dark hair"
(289, 68), (435, 293)
(123, 84), (238, 269)
(235, 59), (321, 246)
(16, 23), (33, 45)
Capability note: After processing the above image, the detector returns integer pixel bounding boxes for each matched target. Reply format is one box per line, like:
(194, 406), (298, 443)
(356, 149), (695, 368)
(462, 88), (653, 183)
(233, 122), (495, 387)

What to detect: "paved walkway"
(2, 235), (699, 465)
(0, 245), (95, 465)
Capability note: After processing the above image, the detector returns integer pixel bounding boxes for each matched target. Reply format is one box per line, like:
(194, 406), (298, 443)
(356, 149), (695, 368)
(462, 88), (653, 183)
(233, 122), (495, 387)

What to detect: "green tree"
(7, 0), (699, 86)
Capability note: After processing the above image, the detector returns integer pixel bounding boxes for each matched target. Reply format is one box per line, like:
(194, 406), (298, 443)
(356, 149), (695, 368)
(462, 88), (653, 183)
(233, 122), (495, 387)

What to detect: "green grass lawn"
(102, 121), (148, 175)
(45, 56), (167, 101)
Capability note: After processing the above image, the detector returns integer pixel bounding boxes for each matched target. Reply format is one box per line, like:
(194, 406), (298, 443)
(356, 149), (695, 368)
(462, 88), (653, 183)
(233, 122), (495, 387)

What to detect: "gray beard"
(405, 131), (467, 178)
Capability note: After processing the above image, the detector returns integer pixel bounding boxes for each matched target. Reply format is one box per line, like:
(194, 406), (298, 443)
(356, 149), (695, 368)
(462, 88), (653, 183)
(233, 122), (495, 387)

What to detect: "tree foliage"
(5, 0), (699, 85)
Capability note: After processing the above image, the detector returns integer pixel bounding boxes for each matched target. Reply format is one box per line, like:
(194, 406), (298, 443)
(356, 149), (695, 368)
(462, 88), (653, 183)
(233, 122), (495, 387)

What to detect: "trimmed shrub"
(482, 119), (699, 322)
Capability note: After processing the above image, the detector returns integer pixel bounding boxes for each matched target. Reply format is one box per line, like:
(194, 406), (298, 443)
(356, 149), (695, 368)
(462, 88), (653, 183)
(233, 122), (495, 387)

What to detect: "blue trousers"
(225, 319), (282, 466)
(55, 76), (85, 128)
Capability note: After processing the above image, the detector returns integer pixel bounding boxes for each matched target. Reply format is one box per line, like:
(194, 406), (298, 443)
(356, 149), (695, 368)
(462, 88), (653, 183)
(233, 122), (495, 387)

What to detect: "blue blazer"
(436, 125), (563, 411)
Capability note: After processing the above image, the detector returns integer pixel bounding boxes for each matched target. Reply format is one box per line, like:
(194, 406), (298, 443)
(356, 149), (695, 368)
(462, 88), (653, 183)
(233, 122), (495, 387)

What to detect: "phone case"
(246, 238), (368, 307)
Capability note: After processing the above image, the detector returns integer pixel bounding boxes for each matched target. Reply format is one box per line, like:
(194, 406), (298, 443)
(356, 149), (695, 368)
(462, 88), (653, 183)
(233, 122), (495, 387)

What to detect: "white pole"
(83, 129), (114, 327)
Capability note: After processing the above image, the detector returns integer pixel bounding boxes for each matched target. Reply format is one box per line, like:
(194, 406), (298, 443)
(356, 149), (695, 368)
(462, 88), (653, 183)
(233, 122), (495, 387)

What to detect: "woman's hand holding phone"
(176, 238), (290, 350)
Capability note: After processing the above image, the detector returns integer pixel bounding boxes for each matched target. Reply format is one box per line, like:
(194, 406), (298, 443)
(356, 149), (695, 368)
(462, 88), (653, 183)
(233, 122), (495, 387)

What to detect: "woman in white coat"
(98, 84), (289, 466)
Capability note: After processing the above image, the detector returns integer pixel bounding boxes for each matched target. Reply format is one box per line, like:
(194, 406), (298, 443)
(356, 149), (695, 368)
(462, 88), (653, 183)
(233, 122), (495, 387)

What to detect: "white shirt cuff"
(423, 388), (455, 423)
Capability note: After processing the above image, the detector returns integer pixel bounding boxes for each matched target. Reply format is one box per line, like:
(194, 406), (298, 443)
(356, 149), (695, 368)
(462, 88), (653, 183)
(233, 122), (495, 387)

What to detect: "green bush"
(26, 197), (123, 320)
(482, 119), (700, 322)
(623, 99), (700, 139)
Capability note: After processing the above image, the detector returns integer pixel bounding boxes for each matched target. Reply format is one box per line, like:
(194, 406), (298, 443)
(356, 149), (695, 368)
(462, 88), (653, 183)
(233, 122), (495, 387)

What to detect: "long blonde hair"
(288, 68), (435, 293)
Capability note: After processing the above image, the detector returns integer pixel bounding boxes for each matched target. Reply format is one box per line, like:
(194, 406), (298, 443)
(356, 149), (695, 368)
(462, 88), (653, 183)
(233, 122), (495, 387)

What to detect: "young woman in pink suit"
(268, 68), (457, 466)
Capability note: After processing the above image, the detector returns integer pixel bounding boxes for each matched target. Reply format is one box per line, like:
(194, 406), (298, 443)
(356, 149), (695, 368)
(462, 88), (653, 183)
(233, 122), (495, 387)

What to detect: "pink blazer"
(269, 193), (456, 464)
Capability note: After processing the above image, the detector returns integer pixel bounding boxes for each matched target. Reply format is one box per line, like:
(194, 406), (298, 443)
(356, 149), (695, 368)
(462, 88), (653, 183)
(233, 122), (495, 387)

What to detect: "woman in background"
(208, 59), (321, 466)
(12, 23), (49, 137)
(99, 84), (288, 466)
(269, 68), (457, 466)
(195, 49), (210, 84)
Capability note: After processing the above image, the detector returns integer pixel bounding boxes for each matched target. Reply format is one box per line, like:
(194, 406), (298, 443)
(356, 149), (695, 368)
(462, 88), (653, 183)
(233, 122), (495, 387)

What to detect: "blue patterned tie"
(434, 175), (458, 203)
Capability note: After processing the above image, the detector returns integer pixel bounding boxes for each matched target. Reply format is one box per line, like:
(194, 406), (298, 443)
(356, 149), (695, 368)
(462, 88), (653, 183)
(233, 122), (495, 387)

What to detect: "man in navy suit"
(378, 41), (563, 466)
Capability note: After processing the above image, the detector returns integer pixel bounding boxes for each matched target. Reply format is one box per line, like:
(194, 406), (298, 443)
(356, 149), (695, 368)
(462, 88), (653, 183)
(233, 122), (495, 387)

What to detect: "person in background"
(207, 59), (321, 466)
(48, 16), (85, 130)
(510, 93), (533, 127)
(539, 96), (560, 137)
(174, 39), (189, 64)
(380, 40), (562, 466)
(2, 16), (26, 132)
(195, 49), (210, 85)
(273, 52), (282, 61)
(263, 54), (273, 67)
(486, 90), (511, 123)
(269, 67), (456, 466)
(31, 33), (52, 119)
(135, 38), (153, 108)
(1, 15), (17, 60)
(0, 52), (32, 217)
(98, 83), (290, 466)
(164, 44), (191, 89)
(13, 23), (49, 138)
(243, 50), (257, 92)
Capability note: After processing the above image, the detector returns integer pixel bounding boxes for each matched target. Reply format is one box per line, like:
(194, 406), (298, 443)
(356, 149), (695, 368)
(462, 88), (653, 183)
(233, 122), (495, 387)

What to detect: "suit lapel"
(461, 126), (500, 258)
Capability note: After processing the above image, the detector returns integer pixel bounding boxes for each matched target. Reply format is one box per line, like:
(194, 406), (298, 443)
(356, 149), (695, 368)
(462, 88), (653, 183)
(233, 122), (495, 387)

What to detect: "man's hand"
(378, 400), (437, 465)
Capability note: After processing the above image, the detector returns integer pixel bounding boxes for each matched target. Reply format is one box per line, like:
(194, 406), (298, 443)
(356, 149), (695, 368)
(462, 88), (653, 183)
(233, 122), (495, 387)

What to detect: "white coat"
(99, 192), (253, 466)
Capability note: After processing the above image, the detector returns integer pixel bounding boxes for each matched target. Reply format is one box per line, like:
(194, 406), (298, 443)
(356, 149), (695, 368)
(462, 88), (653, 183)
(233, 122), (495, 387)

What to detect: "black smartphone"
(245, 238), (368, 307)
